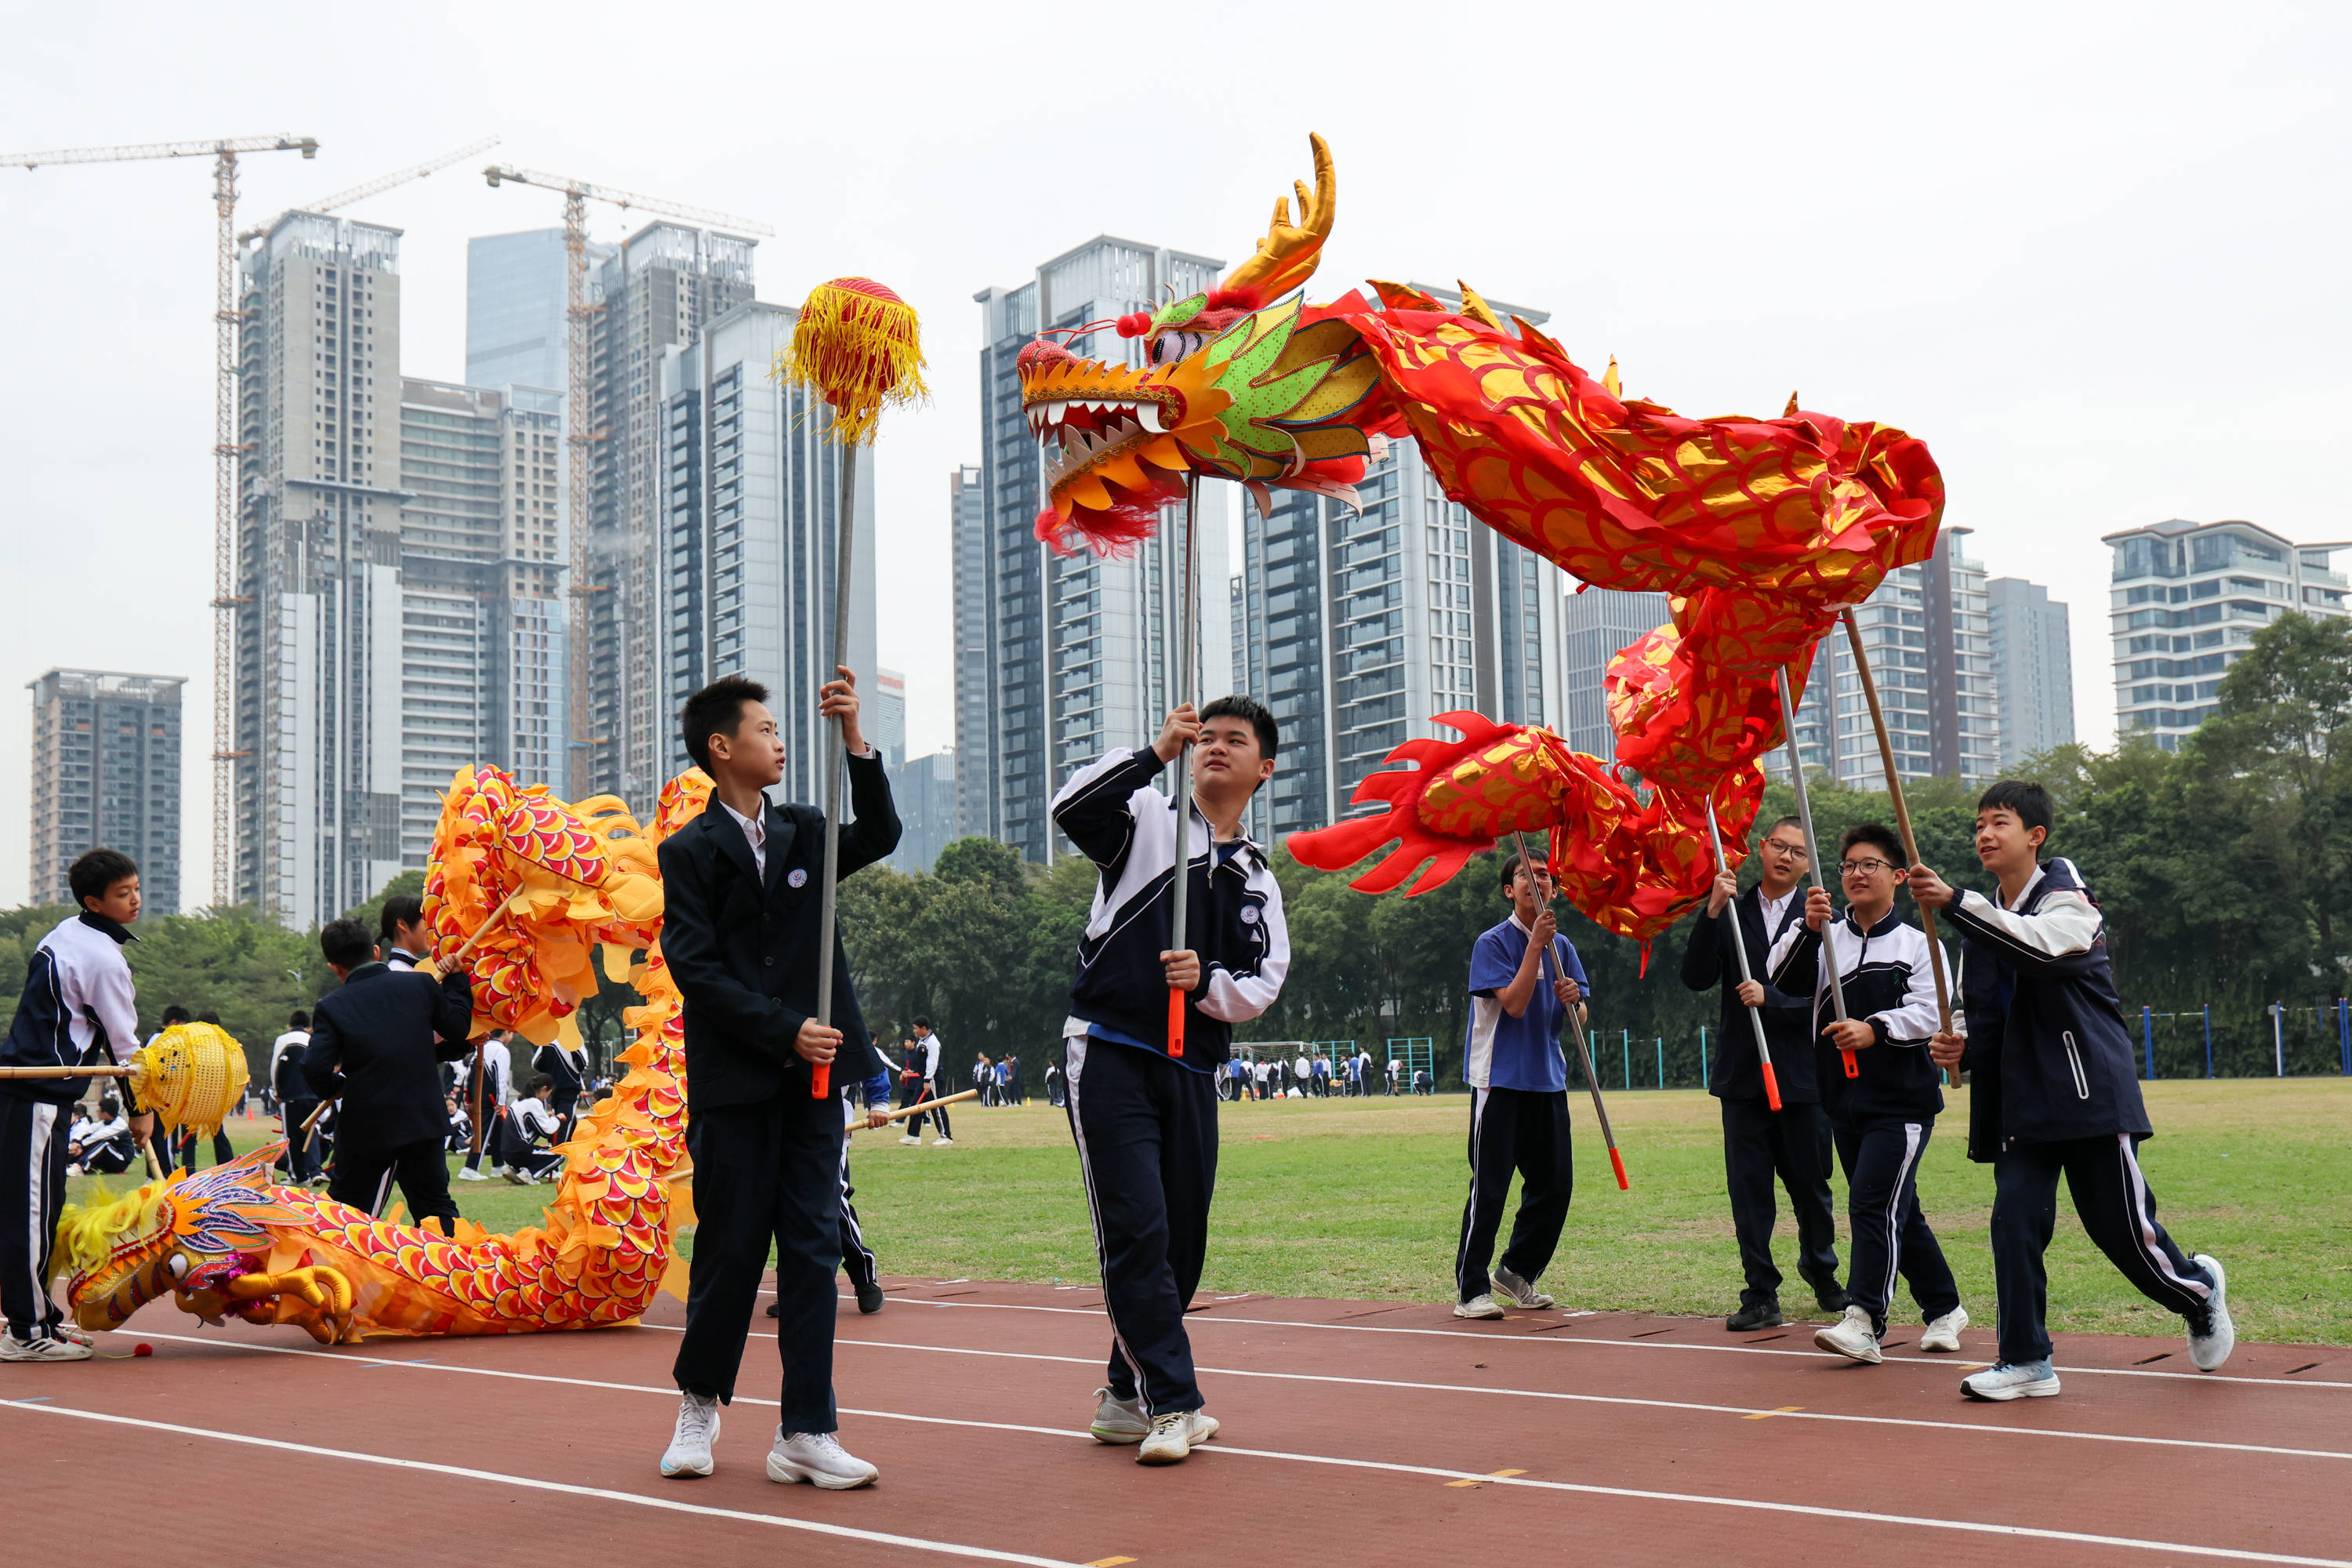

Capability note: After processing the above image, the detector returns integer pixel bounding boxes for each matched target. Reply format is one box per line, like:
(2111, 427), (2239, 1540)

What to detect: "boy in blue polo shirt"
(1454, 850), (1590, 1319)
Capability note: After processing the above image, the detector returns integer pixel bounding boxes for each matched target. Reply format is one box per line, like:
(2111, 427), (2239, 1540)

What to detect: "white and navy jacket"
(1768, 908), (1945, 1123)
(1943, 858), (2150, 1160)
(1051, 746), (1289, 1069)
(1, 912), (142, 1109)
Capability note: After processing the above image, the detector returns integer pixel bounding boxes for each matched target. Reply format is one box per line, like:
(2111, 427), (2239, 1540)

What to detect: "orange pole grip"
(1842, 1048), (1859, 1080)
(812, 1062), (830, 1099)
(1167, 988), (1186, 1059)
(1760, 1059), (1784, 1113)
(1606, 1144), (1629, 1192)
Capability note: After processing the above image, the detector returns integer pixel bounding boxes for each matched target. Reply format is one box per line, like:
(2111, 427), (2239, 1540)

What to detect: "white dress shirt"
(719, 796), (768, 880)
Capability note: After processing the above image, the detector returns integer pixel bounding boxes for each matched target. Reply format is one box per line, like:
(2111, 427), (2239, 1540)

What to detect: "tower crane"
(481, 165), (773, 797)
(238, 136), (500, 242)
(1, 134), (320, 908)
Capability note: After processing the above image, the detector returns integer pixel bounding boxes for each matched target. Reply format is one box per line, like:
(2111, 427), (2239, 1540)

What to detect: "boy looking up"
(1455, 851), (1589, 1321)
(1680, 816), (1846, 1330)
(2, 848), (150, 1361)
(658, 671), (897, 1489)
(1911, 782), (2230, 1399)
(1769, 824), (1968, 1366)
(1052, 697), (1289, 1466)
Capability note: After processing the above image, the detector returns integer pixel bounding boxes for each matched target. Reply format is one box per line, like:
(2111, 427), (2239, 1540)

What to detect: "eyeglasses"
(1838, 858), (1897, 877)
(1760, 840), (1808, 856)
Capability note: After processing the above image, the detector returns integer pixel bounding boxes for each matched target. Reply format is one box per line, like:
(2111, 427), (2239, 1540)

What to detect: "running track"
(9, 1277), (2349, 1566)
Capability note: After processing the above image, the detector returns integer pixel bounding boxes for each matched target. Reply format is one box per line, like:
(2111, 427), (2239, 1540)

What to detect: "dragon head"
(1024, 133), (1402, 555)
(55, 1149), (304, 1331)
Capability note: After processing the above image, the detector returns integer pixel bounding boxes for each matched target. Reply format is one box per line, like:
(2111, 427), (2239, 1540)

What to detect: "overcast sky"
(4, 1), (2347, 907)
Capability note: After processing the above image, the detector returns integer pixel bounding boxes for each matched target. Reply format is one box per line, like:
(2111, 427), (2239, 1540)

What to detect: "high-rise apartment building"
(465, 228), (615, 393)
(394, 379), (567, 855)
(1559, 587), (1673, 761)
(586, 224), (757, 807)
(949, 466), (989, 837)
(1986, 577), (2075, 768)
(889, 751), (960, 876)
(969, 237), (1232, 860)
(231, 212), (408, 926)
(2103, 518), (2349, 749)
(654, 301), (876, 802)
(27, 670), (183, 915)
(1230, 287), (1568, 842)
(870, 669), (907, 772)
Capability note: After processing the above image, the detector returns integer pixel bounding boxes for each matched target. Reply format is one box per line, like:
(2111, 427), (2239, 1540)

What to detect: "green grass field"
(73, 1078), (2352, 1345)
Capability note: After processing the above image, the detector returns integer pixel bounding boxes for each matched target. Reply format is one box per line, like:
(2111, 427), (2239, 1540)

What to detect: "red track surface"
(9, 1276), (2350, 1566)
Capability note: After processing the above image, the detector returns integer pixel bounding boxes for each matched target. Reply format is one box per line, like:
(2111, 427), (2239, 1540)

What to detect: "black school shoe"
(856, 1280), (885, 1315)
(1815, 1287), (1853, 1315)
(1726, 1301), (1784, 1331)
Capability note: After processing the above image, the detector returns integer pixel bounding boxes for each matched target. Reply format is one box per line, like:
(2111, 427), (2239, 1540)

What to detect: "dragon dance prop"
(51, 768), (717, 1343)
(1701, 804), (1783, 1112)
(1020, 133), (1943, 946)
(1842, 608), (1956, 1044)
(773, 275), (926, 1099)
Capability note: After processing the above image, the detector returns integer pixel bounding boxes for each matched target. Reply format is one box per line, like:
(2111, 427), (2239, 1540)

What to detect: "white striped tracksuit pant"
(1833, 1118), (1961, 1335)
(2, 1097), (71, 1339)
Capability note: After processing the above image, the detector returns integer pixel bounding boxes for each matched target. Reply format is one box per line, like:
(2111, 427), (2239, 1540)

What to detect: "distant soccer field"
(78, 1077), (2352, 1345)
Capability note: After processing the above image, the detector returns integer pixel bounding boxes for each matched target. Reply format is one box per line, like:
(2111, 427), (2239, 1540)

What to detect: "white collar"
(719, 795), (765, 840)
(2002, 864), (2046, 912)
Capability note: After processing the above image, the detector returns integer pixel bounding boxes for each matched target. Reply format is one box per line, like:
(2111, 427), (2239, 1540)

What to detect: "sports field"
(89, 1076), (2351, 1345)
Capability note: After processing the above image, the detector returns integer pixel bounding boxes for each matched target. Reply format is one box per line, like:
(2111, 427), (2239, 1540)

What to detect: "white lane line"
(0, 1396), (1082, 1567)
(829, 1294), (2352, 1392)
(26, 1357), (2347, 1568)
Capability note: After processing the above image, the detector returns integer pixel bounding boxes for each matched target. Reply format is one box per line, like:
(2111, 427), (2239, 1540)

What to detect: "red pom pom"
(1115, 312), (1152, 339)
(132, 1343), (154, 1356)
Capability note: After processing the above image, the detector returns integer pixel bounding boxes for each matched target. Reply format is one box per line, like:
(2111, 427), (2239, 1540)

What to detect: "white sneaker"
(660, 1391), (720, 1476)
(1814, 1305), (1883, 1363)
(504, 1169), (532, 1185)
(768, 1428), (878, 1489)
(1491, 1265), (1554, 1310)
(456, 1167), (488, 1181)
(898, 1134), (921, 1146)
(1090, 1385), (1149, 1443)
(1962, 1359), (2060, 1400)
(0, 1330), (93, 1363)
(931, 1137), (953, 1146)
(1136, 1410), (1218, 1465)
(1453, 1294), (1505, 1320)
(54, 1323), (93, 1348)
(2189, 1254), (2235, 1371)
(1919, 1305), (1969, 1353)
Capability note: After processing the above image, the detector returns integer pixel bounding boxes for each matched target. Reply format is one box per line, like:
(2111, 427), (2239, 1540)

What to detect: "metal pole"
(1655, 1036), (1664, 1089)
(1166, 474), (1200, 1058)
(811, 445), (857, 1098)
(1699, 1025), (1708, 1085)
(2143, 1005), (2154, 1081)
(1510, 827), (1626, 1188)
(1622, 1029), (1630, 1091)
(1704, 802), (1782, 1110)
(2340, 998), (2349, 1077)
(1777, 664), (1855, 1079)
(2204, 1004), (2212, 1079)
(2273, 1003), (2284, 1077)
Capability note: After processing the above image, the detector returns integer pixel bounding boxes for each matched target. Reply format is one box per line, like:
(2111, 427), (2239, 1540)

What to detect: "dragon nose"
(1017, 338), (1078, 376)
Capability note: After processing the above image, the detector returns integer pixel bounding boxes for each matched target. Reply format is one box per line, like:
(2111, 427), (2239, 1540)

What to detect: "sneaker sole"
(1813, 1329), (1882, 1364)
(1090, 1424), (1147, 1445)
(767, 1456), (877, 1489)
(1962, 1378), (2060, 1402)
(1135, 1443), (1190, 1465)
(659, 1457), (715, 1477)
(1452, 1307), (1505, 1320)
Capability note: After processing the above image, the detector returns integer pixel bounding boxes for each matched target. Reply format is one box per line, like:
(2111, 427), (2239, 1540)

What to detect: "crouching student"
(1053, 698), (1288, 1466)
(504, 1076), (566, 1184)
(1911, 782), (2231, 1400)
(1769, 824), (1969, 1366)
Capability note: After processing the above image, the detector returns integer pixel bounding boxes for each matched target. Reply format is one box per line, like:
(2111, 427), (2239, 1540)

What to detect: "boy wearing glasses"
(1769, 824), (1968, 1365)
(1680, 817), (1846, 1330)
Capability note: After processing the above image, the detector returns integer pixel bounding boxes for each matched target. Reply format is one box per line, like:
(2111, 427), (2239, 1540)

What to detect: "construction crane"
(482, 165), (774, 797)
(238, 136), (499, 242)
(2, 134), (319, 909)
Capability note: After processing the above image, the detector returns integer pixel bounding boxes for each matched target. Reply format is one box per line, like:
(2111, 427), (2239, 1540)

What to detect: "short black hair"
(379, 894), (424, 942)
(319, 917), (376, 970)
(1838, 822), (1905, 868)
(1499, 850), (1549, 892)
(681, 674), (770, 773)
(289, 1010), (310, 1029)
(1978, 779), (2055, 844)
(1200, 695), (1279, 760)
(1766, 816), (1806, 841)
(195, 1010), (222, 1026)
(70, 848), (138, 907)
(160, 1005), (192, 1026)
(913, 1016), (932, 1032)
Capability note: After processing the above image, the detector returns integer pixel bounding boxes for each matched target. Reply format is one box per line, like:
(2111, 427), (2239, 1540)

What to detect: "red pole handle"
(1606, 1144), (1629, 1192)
(1167, 988), (1186, 1059)
(1760, 1059), (1784, 1113)
(1842, 1047), (1859, 1079)
(812, 1062), (831, 1098)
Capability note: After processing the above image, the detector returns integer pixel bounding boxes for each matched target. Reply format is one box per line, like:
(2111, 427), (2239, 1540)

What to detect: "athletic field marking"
(0, 1397), (1083, 1566)
(1744, 1406), (1804, 1420)
(121, 1326), (2352, 1468)
(828, 1294), (2352, 1392)
(1083, 1558), (1137, 1566)
(62, 1341), (2352, 1566)
(1445, 1468), (1527, 1486)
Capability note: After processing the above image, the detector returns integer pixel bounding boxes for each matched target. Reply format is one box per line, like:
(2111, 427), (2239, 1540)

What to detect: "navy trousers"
(1835, 1118), (1961, 1334)
(1, 1098), (71, 1338)
(1456, 1086), (1574, 1302)
(1720, 1095), (1841, 1309)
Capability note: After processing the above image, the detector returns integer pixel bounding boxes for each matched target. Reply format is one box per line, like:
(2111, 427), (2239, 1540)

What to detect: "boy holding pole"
(1911, 782), (2232, 1399)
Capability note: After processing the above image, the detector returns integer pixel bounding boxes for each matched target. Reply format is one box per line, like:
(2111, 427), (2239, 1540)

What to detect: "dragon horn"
(1218, 132), (1336, 303)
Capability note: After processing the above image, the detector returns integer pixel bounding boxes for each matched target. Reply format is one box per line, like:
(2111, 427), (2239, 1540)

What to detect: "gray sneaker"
(1813, 1305), (1883, 1364)
(2188, 1254), (2235, 1371)
(1490, 1265), (1555, 1309)
(659, 1391), (720, 1476)
(0, 1330), (93, 1363)
(1962, 1359), (2060, 1400)
(1090, 1385), (1149, 1444)
(768, 1428), (878, 1489)
(1453, 1294), (1505, 1320)
(1136, 1410), (1218, 1465)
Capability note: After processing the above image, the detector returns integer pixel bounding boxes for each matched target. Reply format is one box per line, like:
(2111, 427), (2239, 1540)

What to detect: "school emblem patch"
(787, 867), (808, 888)
(1240, 906), (1260, 924)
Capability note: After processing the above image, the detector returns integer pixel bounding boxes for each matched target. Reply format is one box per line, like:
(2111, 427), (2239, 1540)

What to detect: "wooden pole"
(844, 1087), (980, 1134)
(1839, 610), (1955, 1036)
(812, 445), (858, 1099)
(1702, 804), (1783, 1111)
(1510, 829), (1628, 1189)
(1777, 665), (1858, 1080)
(1166, 472), (1201, 1060)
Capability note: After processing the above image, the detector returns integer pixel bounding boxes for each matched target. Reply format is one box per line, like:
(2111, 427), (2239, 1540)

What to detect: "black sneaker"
(1727, 1301), (1784, 1331)
(1814, 1287), (1853, 1315)
(764, 1301), (780, 1319)
(855, 1280), (885, 1315)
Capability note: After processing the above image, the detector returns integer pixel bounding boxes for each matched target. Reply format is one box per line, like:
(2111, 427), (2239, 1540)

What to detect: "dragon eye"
(1149, 330), (1184, 367)
(166, 1254), (189, 1280)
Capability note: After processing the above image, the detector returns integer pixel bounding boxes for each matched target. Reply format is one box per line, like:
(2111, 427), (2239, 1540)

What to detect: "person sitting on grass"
(504, 1074), (566, 1184)
(1454, 851), (1589, 1321)
(1768, 824), (1969, 1367)
(1911, 781), (2233, 1400)
(67, 1097), (135, 1177)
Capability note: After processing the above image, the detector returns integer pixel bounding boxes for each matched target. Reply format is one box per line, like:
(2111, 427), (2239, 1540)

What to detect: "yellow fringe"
(771, 278), (927, 447)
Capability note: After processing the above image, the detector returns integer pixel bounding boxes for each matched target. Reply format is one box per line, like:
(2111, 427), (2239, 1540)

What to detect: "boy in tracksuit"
(1454, 849), (1590, 1320)
(1769, 823), (1969, 1366)
(1052, 696), (1288, 1466)
(1, 848), (151, 1362)
(1911, 781), (2231, 1399)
